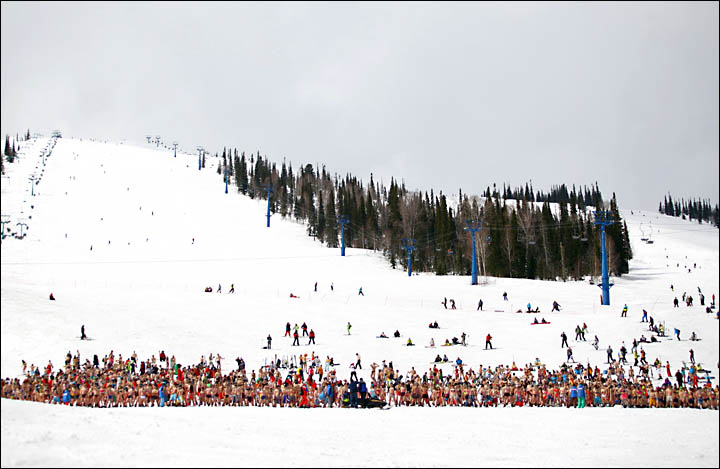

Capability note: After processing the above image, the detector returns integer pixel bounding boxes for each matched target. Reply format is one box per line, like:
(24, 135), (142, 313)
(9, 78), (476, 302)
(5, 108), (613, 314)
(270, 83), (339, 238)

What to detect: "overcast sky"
(2, 1), (718, 210)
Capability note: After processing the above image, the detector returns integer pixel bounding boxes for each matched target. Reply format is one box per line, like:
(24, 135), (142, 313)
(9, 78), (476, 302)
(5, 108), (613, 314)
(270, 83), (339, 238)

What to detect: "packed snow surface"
(2, 137), (718, 467)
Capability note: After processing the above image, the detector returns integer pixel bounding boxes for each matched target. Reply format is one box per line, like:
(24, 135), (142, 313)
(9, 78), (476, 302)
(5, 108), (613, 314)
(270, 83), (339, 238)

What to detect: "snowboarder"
(217, 284), (221, 294)
(641, 309), (648, 322)
(49, 293), (55, 301)
(267, 334), (272, 349)
(503, 292), (508, 301)
(566, 347), (574, 363)
(621, 304), (628, 317)
(593, 335), (599, 350)
(551, 301), (560, 312)
(477, 299), (483, 311)
(285, 322), (291, 337)
(80, 325), (87, 340)
(347, 322), (352, 335)
(228, 284), (234, 294)
(331, 282), (334, 291)
(406, 338), (414, 346)
(314, 282), (317, 292)
(302, 322), (308, 336)
(442, 297), (448, 309)
(450, 299), (456, 310)
(358, 287), (364, 296)
(560, 332), (568, 348)
(393, 330), (400, 338)
(689, 349), (695, 364)
(485, 333), (493, 350)
(674, 328), (681, 341)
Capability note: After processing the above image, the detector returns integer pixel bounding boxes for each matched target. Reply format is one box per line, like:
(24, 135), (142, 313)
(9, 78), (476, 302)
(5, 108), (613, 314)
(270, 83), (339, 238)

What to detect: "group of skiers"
(279, 322), (316, 348)
(5, 350), (717, 410)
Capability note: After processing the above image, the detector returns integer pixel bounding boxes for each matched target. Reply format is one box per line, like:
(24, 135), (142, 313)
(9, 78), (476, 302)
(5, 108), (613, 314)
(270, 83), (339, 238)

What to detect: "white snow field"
(1, 137), (718, 467)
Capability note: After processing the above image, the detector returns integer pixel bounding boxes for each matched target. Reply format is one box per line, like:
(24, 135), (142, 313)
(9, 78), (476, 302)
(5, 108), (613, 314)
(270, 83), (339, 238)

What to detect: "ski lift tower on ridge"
(197, 147), (204, 171)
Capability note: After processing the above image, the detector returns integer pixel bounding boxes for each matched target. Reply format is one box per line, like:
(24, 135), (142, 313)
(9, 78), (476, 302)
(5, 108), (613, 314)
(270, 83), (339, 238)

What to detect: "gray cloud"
(2, 1), (717, 209)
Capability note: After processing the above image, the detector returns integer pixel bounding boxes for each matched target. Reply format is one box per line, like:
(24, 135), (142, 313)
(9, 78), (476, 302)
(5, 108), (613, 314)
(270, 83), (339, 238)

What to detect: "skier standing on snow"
(80, 325), (87, 340)
(292, 330), (299, 346)
(308, 329), (315, 345)
(267, 334), (272, 349)
(621, 304), (628, 317)
(485, 334), (493, 350)
(347, 322), (352, 335)
(358, 287), (364, 296)
(673, 297), (679, 308)
(302, 322), (308, 337)
(560, 332), (568, 348)
(477, 299), (483, 311)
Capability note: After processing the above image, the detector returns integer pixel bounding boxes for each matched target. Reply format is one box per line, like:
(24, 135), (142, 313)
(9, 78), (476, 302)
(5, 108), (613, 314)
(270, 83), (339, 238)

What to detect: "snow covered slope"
(1, 137), (718, 467)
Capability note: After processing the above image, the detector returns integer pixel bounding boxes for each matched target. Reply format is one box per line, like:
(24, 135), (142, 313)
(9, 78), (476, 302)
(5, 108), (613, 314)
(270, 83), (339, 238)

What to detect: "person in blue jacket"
(569, 383), (578, 408)
(359, 378), (368, 401)
(577, 383), (586, 408)
(325, 382), (334, 408)
(62, 388), (71, 405)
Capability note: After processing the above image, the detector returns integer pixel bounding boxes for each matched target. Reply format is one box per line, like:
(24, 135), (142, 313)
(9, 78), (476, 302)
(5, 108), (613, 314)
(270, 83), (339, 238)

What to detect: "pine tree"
(325, 187), (338, 247)
(317, 191), (326, 243)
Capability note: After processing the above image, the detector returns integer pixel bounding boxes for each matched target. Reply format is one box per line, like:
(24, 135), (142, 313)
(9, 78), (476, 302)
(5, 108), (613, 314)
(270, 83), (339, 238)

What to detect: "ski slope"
(1, 136), (718, 467)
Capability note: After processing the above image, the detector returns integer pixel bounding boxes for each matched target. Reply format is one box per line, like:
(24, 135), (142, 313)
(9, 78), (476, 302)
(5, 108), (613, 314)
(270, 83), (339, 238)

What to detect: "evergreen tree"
(325, 187), (338, 247)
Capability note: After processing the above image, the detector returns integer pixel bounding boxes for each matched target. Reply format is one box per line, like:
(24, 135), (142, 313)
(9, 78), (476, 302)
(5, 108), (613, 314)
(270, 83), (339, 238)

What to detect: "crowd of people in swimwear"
(2, 349), (717, 410)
